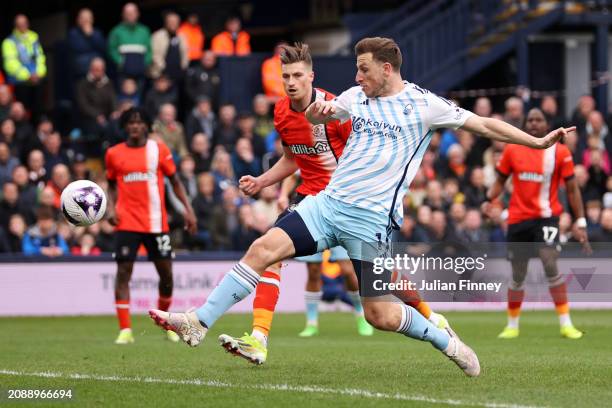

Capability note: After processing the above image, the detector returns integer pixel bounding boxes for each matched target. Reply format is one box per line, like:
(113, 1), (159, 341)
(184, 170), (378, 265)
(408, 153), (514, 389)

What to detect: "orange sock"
(391, 270), (432, 319)
(508, 288), (524, 318)
(549, 281), (569, 315)
(158, 296), (172, 312)
(115, 299), (131, 330)
(252, 270), (281, 337)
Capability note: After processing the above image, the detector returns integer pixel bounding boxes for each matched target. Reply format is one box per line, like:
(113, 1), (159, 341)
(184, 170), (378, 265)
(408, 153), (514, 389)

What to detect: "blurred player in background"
(484, 108), (590, 339)
(105, 107), (196, 344)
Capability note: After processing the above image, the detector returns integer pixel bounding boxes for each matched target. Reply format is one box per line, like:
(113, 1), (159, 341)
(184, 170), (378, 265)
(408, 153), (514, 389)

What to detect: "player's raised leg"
(149, 222), (305, 347)
(540, 247), (583, 339)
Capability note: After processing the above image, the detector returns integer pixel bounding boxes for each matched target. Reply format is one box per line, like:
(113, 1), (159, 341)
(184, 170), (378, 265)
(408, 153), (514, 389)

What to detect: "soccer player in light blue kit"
(150, 37), (574, 377)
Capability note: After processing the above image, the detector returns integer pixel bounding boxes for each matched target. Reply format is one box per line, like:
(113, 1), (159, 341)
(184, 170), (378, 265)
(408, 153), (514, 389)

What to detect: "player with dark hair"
(484, 107), (590, 339)
(105, 106), (196, 344)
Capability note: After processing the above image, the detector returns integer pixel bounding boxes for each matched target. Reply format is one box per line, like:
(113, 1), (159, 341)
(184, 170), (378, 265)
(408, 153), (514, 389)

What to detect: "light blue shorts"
(295, 245), (350, 263)
(294, 193), (389, 262)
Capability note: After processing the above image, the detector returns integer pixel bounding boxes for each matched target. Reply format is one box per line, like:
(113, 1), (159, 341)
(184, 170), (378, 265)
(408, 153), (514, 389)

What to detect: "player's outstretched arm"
(170, 173), (197, 234)
(305, 100), (336, 125)
(461, 115), (576, 149)
(239, 146), (298, 196)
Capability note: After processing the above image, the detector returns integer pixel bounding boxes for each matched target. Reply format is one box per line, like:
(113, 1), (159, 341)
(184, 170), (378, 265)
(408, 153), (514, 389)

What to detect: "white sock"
(304, 291), (321, 326)
(507, 316), (519, 329)
(251, 329), (268, 347)
(559, 313), (572, 327)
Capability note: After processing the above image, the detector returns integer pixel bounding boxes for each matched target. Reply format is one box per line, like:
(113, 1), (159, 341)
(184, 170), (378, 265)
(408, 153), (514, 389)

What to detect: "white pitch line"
(0, 369), (546, 408)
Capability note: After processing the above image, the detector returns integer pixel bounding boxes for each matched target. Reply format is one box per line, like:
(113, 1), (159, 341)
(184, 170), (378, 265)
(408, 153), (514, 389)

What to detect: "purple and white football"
(60, 180), (107, 226)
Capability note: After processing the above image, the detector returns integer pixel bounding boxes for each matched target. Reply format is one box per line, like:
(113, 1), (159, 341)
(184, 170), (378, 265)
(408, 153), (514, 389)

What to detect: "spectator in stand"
(0, 85), (13, 121)
(423, 179), (445, 211)
(571, 94), (596, 138)
(252, 184), (279, 227)
(211, 16), (251, 56)
(210, 149), (235, 202)
(448, 202), (467, 230)
(261, 42), (287, 102)
(152, 103), (188, 160)
(440, 143), (467, 182)
(540, 95), (565, 130)
(253, 94), (274, 141)
(262, 135), (282, 172)
(11, 165), (37, 223)
(71, 153), (91, 181)
(237, 111), (266, 158)
(108, 3), (151, 90)
(190, 132), (212, 173)
(71, 233), (102, 256)
(574, 164), (590, 199)
(473, 97), (492, 117)
(27, 149), (46, 187)
(22, 206), (69, 257)
(68, 8), (106, 79)
(464, 167), (487, 208)
(0, 120), (17, 156)
(0, 142), (19, 185)
(7, 214), (26, 252)
(582, 134), (610, 175)
(144, 74), (177, 119)
(211, 185), (240, 250)
(213, 103), (240, 152)
(232, 203), (261, 251)
(185, 96), (215, 142)
(503, 96), (524, 129)
(185, 51), (220, 109)
(231, 137), (261, 180)
(46, 164), (71, 209)
(2, 14), (46, 121)
(9, 102), (34, 161)
(458, 209), (488, 243)
(0, 182), (21, 229)
(150, 11), (188, 83)
(178, 155), (198, 201)
(191, 172), (216, 249)
(178, 13), (204, 65)
(585, 110), (610, 152)
(585, 149), (608, 199)
(42, 132), (70, 174)
(75, 58), (116, 143)
(592, 208), (612, 242)
(117, 78), (140, 106)
(585, 199), (602, 236)
(443, 177), (464, 206)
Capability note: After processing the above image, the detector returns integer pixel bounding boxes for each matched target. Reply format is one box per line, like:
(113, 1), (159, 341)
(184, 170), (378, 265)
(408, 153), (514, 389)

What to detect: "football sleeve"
(159, 142), (177, 177)
(331, 87), (359, 123)
(496, 146), (512, 176)
(559, 145), (575, 179)
(425, 92), (474, 130)
(105, 150), (116, 181)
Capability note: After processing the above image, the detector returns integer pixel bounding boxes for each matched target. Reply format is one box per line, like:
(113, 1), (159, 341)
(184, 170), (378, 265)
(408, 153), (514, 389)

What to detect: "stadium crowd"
(0, 4), (611, 257)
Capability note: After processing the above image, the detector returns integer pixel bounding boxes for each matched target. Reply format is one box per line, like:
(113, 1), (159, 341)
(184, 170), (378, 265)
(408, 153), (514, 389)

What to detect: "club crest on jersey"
(403, 103), (413, 115)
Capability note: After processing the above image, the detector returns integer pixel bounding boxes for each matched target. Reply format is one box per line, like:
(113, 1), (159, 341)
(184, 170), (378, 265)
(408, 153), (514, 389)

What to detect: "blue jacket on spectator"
(68, 27), (106, 78)
(22, 225), (69, 256)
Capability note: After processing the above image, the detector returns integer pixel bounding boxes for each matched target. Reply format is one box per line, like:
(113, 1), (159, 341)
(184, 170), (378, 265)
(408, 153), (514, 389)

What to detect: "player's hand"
(538, 126), (576, 149)
(277, 194), (290, 211)
(107, 210), (119, 226)
(574, 226), (592, 255)
(183, 208), (197, 235)
(306, 100), (335, 123)
(239, 175), (263, 196)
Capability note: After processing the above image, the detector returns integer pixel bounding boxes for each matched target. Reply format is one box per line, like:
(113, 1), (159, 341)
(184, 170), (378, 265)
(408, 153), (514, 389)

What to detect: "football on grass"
(61, 180), (107, 226)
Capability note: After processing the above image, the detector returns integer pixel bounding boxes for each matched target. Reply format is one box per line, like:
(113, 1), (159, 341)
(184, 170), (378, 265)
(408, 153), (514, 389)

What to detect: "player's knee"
(245, 236), (278, 267)
(363, 302), (393, 330)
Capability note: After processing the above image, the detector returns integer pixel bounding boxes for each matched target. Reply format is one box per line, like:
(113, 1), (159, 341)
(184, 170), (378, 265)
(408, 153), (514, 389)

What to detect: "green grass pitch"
(1, 310), (611, 407)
